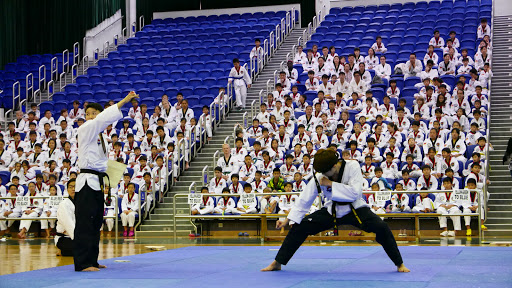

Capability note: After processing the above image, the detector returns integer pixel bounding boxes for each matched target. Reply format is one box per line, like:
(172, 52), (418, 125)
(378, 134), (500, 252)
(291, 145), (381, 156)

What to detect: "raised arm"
(78, 92), (139, 144)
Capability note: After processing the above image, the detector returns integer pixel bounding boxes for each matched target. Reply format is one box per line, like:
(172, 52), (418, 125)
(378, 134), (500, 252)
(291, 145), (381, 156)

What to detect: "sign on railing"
(188, 193), (202, 205)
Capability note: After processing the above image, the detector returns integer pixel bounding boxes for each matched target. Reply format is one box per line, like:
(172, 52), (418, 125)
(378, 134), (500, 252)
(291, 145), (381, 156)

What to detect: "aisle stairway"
(137, 28), (304, 237)
(483, 15), (512, 239)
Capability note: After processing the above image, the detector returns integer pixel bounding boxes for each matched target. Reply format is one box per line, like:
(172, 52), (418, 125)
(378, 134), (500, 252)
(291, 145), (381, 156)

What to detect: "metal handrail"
(483, 0), (495, 232)
(71, 64), (78, 83)
(242, 111), (248, 129)
(202, 165), (209, 187)
(250, 100), (257, 120)
(103, 41), (110, 58)
(38, 65), (46, 91)
(82, 55), (89, 74)
(259, 89), (264, 107)
(139, 15), (145, 30)
(172, 181), (197, 237)
(172, 189), (484, 241)
(50, 57), (58, 81)
(213, 151), (219, 174)
(62, 49), (70, 73)
(47, 79), (54, 98)
(93, 48), (99, 64)
(59, 72), (66, 90)
(12, 81), (20, 115)
(122, 27), (127, 43)
(73, 42), (80, 66)
(26, 73), (33, 104)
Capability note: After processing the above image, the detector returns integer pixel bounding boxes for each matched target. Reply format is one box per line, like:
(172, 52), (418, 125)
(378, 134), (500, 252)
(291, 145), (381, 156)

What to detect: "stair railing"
(259, 89), (264, 107)
(212, 151), (220, 175)
(250, 100), (257, 120)
(483, 0), (495, 224)
(202, 165), (209, 187)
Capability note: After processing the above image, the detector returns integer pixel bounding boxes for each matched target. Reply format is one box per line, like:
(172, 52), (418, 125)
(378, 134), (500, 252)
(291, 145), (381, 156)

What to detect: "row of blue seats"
(325, 12), (488, 24)
(120, 40), (255, 51)
(115, 44), (254, 55)
(47, 92), (214, 110)
(92, 63), (233, 75)
(142, 22), (279, 33)
(152, 10), (294, 24)
(323, 14), (487, 26)
(332, 0), (490, 13)
(73, 78), (227, 92)
(312, 28), (478, 42)
(106, 50), (250, 63)
(129, 31), (272, 44)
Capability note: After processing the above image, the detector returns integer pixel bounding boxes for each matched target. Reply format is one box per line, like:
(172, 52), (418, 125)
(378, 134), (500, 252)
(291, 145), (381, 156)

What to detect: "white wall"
(153, 4), (301, 20)
(84, 10), (123, 58)
(495, 0), (512, 16)
(330, 0), (436, 9)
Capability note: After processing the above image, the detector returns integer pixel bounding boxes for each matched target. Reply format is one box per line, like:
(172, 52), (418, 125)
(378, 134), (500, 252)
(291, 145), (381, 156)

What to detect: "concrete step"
(136, 230), (190, 237)
(483, 230), (512, 237)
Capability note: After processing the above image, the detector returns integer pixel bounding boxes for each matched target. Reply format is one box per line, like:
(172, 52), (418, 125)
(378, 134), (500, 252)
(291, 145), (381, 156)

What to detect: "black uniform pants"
(275, 207), (404, 267)
(57, 236), (74, 256)
(73, 183), (104, 271)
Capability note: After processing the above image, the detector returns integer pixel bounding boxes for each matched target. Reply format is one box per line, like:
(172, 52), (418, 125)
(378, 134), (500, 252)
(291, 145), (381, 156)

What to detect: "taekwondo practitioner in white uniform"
(55, 179), (76, 256)
(73, 91), (138, 272)
(228, 58), (252, 110)
(261, 149), (409, 273)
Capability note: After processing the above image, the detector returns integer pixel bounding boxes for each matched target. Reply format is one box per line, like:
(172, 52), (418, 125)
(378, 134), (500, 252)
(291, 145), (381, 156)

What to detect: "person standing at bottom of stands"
(261, 149), (410, 273)
(73, 92), (139, 272)
(228, 58), (252, 110)
(55, 179), (76, 257)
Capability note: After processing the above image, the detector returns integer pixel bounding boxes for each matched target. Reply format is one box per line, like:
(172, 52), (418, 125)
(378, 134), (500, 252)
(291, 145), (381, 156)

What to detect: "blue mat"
(2, 246), (512, 288)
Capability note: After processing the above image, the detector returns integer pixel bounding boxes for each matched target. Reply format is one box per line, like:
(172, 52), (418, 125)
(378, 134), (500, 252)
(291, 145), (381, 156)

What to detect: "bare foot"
(56, 250), (62, 256)
(98, 264), (107, 269)
(261, 260), (281, 272)
(81, 267), (100, 272)
(18, 230), (26, 239)
(397, 264), (410, 273)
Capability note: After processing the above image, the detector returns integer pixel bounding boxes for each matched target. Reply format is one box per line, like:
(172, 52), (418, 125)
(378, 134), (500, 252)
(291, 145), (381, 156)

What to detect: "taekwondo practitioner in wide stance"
(73, 92), (138, 271)
(261, 149), (410, 273)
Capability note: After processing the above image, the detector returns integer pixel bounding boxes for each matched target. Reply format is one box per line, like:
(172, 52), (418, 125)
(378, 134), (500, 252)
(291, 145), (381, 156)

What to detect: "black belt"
(80, 169), (112, 205)
(56, 232), (69, 238)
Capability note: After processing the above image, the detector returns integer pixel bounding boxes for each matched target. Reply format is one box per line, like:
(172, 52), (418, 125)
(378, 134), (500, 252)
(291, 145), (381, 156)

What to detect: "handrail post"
(114, 195), (118, 241)
(188, 182), (198, 235)
(73, 42), (80, 66)
(26, 73), (33, 103)
(202, 166), (209, 187)
(131, 21), (137, 36)
(59, 72), (66, 90)
(122, 27), (127, 43)
(94, 48), (99, 64)
(82, 55), (89, 74)
(38, 65), (46, 91)
(62, 49), (70, 73)
(47, 80), (54, 99)
(71, 64), (78, 83)
(13, 81), (20, 114)
(250, 100), (256, 120)
(212, 151), (219, 175)
(103, 41), (110, 58)
(259, 89), (264, 107)
(139, 15), (145, 30)
(51, 57), (58, 82)
(242, 111), (248, 128)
